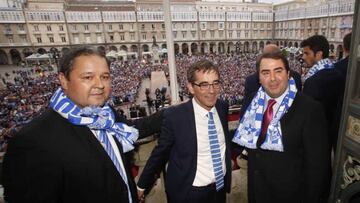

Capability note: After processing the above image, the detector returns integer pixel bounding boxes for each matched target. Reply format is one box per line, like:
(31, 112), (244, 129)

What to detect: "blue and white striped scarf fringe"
(232, 78), (297, 152)
(304, 58), (334, 81)
(50, 88), (139, 153)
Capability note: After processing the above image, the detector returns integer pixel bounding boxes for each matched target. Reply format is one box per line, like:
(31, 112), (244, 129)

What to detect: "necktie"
(98, 132), (133, 203)
(257, 99), (276, 146)
(208, 112), (224, 191)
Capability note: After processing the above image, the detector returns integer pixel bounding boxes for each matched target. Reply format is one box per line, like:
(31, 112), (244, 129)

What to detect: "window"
(191, 31), (196, 38)
(141, 24), (145, 30)
(37, 36), (42, 43)
(228, 31), (232, 38)
(218, 22), (224, 30)
(200, 22), (206, 30)
(34, 25), (39, 31)
(120, 34), (125, 41)
(210, 30), (215, 38)
(142, 33), (146, 40)
(110, 35), (114, 41)
(59, 25), (64, 31)
(8, 36), (13, 43)
(162, 24), (165, 29)
(47, 25), (52, 31)
(18, 24), (24, 31)
(237, 31), (241, 38)
(49, 36), (54, 43)
(72, 24), (77, 31)
(182, 31), (186, 39)
(237, 22), (241, 28)
(108, 24), (112, 30)
(201, 31), (206, 38)
(61, 36), (66, 42)
(130, 33), (135, 40)
(173, 31), (177, 38)
(119, 24), (123, 30)
(84, 24), (89, 30)
(152, 24), (155, 30)
(162, 33), (166, 39)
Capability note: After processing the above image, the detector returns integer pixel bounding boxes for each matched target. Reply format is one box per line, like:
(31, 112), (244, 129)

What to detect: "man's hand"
(137, 188), (145, 203)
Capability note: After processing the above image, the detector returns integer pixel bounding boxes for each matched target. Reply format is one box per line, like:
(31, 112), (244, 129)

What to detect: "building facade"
(0, 0), (355, 65)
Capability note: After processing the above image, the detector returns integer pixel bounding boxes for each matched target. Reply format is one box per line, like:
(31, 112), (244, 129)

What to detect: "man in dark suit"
(331, 32), (352, 151)
(2, 46), (162, 203)
(301, 35), (342, 152)
(137, 59), (231, 203)
(233, 52), (330, 203)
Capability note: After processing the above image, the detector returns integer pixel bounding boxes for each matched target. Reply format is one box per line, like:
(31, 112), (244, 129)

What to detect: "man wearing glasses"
(137, 59), (232, 203)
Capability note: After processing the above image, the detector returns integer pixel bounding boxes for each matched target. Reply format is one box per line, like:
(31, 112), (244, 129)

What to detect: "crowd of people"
(0, 52), (307, 152)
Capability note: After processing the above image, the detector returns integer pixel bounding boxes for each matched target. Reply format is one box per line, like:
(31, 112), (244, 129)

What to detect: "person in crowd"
(233, 51), (330, 203)
(332, 32), (352, 151)
(301, 35), (342, 152)
(2, 46), (163, 203)
(137, 59), (232, 203)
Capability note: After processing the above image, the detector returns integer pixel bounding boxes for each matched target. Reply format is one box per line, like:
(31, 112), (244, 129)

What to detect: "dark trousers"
(167, 184), (226, 203)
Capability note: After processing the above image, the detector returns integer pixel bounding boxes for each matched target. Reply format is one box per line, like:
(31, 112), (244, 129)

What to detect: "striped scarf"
(50, 88), (139, 153)
(232, 78), (297, 152)
(304, 58), (334, 81)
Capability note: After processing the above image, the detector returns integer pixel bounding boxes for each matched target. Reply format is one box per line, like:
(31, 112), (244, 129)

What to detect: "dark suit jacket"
(244, 70), (302, 99)
(137, 100), (232, 202)
(303, 68), (342, 151)
(242, 92), (330, 203)
(3, 108), (163, 203)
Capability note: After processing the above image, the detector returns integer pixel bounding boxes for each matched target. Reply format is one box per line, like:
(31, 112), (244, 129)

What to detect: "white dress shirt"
(192, 98), (227, 187)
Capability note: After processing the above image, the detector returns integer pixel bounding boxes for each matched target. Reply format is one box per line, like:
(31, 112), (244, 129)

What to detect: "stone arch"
(201, 42), (208, 54)
(227, 42), (234, 53)
(97, 46), (106, 55)
(210, 42), (216, 53)
(288, 42), (293, 47)
(174, 43), (180, 55)
(259, 41), (265, 50)
(218, 42), (225, 54)
(109, 45), (118, 52)
(191, 43), (198, 55)
(142, 44), (149, 52)
(62, 47), (70, 55)
(181, 43), (189, 55)
(161, 44), (167, 49)
(276, 41), (280, 46)
(120, 45), (128, 52)
(266, 41), (271, 45)
(10, 49), (22, 65)
(130, 45), (138, 52)
(330, 44), (335, 52)
(0, 49), (9, 65)
(244, 41), (250, 53)
(22, 48), (33, 57)
(252, 41), (258, 53)
(37, 48), (47, 54)
(294, 42), (299, 48)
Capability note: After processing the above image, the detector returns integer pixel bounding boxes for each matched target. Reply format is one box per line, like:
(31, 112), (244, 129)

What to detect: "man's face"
(259, 58), (290, 98)
(59, 54), (111, 108)
(187, 70), (220, 111)
(302, 46), (322, 68)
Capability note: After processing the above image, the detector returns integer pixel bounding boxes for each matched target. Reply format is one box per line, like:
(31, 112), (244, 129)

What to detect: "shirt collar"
(192, 98), (216, 118)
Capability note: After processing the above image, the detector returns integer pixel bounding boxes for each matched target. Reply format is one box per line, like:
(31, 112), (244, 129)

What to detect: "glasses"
(192, 81), (221, 90)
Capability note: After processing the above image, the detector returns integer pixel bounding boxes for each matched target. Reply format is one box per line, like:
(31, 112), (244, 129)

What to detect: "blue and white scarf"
(304, 58), (334, 81)
(50, 88), (139, 153)
(232, 78), (297, 152)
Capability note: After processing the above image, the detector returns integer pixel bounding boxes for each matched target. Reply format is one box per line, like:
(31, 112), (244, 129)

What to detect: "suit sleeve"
(137, 109), (174, 190)
(2, 133), (63, 203)
(302, 101), (331, 203)
(118, 109), (164, 139)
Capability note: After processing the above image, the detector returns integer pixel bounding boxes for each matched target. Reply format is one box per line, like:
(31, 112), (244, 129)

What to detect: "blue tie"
(98, 132), (133, 203)
(208, 112), (224, 191)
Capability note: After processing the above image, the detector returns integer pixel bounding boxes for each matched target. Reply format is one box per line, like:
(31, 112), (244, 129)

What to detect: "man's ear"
(58, 72), (68, 90)
(187, 82), (195, 95)
(315, 50), (323, 60)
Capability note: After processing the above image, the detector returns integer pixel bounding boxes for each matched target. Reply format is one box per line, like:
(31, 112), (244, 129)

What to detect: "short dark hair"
(187, 59), (220, 83)
(343, 32), (352, 52)
(59, 46), (109, 80)
(300, 35), (330, 58)
(256, 51), (290, 72)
